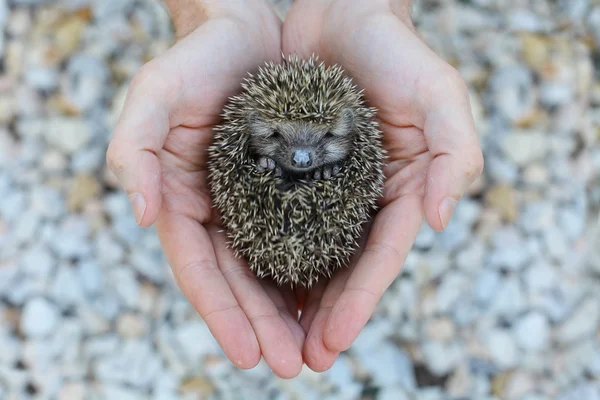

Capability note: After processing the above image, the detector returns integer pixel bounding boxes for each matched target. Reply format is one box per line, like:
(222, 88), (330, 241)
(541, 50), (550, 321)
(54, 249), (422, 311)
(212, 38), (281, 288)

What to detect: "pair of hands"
(106, 0), (483, 378)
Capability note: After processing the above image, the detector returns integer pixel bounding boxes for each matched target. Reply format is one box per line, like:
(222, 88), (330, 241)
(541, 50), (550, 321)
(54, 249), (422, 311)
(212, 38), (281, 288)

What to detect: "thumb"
(106, 63), (176, 228)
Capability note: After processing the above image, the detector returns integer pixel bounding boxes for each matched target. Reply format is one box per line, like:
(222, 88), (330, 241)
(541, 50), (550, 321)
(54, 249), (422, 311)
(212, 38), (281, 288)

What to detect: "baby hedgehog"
(207, 55), (385, 288)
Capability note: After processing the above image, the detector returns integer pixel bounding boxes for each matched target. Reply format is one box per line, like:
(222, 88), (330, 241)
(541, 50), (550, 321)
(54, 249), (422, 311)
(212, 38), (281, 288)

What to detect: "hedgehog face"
(248, 109), (355, 179)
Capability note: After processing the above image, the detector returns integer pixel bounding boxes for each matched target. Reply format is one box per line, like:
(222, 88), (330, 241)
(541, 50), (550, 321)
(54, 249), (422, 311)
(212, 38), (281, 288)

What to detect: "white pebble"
(21, 297), (60, 338)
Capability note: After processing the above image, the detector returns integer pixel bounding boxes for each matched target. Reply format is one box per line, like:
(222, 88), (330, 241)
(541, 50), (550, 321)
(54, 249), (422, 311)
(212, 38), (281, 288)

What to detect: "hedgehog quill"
(207, 55), (385, 288)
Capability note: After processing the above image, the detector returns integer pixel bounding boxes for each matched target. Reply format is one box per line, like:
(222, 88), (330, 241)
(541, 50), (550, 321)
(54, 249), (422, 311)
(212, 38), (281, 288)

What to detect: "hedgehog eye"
(325, 131), (335, 138)
(271, 130), (280, 138)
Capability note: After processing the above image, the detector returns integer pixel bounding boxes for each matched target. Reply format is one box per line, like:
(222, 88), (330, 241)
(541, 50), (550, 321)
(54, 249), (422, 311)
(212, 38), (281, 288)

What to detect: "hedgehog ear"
(247, 112), (273, 137)
(330, 108), (355, 137)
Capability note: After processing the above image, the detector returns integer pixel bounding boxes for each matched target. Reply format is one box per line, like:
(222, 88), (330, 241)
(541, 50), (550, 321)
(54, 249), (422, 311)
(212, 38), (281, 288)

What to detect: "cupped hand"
(282, 0), (484, 371)
(106, 2), (308, 378)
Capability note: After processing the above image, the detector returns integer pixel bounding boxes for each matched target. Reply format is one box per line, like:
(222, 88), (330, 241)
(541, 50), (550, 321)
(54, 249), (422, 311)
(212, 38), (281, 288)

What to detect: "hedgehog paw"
(257, 157), (276, 172)
(314, 165), (341, 180)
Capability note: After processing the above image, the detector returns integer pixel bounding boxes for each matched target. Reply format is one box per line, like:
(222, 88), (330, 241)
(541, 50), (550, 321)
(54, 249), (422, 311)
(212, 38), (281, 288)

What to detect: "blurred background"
(0, 0), (599, 399)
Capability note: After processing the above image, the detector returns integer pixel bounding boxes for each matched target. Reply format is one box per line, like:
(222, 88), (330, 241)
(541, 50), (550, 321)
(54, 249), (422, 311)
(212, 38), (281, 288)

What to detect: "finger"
(260, 281), (306, 353)
(208, 226), (304, 379)
(302, 267), (352, 372)
(422, 70), (484, 231)
(298, 281), (327, 334)
(302, 220), (373, 369)
(156, 212), (260, 369)
(106, 62), (178, 228)
(323, 194), (424, 352)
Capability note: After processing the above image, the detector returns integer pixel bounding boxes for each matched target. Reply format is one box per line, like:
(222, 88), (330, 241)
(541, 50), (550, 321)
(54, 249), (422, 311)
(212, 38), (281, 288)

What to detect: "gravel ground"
(0, 0), (599, 399)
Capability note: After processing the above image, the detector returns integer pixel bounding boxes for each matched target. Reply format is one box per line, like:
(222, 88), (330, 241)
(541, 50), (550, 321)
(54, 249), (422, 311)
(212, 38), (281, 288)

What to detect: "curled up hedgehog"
(207, 55), (385, 288)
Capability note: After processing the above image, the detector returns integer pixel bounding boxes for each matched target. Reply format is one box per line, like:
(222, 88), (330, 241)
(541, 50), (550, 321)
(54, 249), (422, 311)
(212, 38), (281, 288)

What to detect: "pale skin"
(106, 0), (484, 379)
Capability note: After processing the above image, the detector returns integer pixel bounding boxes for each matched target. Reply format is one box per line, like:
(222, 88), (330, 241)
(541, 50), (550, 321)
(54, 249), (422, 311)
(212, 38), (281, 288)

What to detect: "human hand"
(106, 0), (308, 378)
(282, 0), (484, 371)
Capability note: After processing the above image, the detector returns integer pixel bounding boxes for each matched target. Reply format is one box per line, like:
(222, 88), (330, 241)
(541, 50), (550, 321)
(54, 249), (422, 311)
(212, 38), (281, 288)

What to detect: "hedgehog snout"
(291, 149), (313, 169)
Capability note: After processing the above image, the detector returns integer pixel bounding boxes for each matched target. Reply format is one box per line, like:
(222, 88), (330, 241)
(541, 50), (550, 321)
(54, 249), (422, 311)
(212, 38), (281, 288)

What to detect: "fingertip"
(302, 313), (339, 372)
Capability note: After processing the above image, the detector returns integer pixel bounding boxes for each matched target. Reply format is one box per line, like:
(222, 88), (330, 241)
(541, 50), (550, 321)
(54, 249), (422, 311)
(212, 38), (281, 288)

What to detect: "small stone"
(524, 261), (558, 293)
(325, 354), (355, 388)
(68, 174), (100, 212)
(539, 82), (574, 108)
(44, 117), (91, 155)
(356, 341), (416, 388)
(486, 184), (519, 222)
(542, 227), (569, 262)
(502, 131), (549, 166)
(50, 264), (86, 308)
(473, 269), (501, 307)
(522, 164), (549, 187)
(129, 248), (165, 284)
(456, 239), (485, 273)
(488, 66), (535, 123)
(555, 298), (600, 344)
(489, 276), (526, 318)
(21, 297), (60, 338)
(424, 317), (456, 342)
(31, 186), (65, 219)
(436, 272), (469, 313)
(58, 382), (87, 400)
(485, 156), (519, 185)
(14, 211), (41, 244)
(71, 146), (106, 173)
(54, 15), (86, 58)
(116, 313), (149, 338)
(556, 383), (600, 400)
(50, 216), (92, 259)
(77, 260), (104, 296)
(521, 33), (550, 71)
(41, 150), (68, 174)
(485, 330), (520, 369)
(378, 386), (411, 400)
(513, 312), (550, 351)
(108, 267), (140, 309)
(179, 377), (214, 396)
(422, 340), (463, 376)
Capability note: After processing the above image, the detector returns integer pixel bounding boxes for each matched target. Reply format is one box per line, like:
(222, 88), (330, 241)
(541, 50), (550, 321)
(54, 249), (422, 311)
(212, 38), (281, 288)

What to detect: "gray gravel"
(0, 0), (599, 399)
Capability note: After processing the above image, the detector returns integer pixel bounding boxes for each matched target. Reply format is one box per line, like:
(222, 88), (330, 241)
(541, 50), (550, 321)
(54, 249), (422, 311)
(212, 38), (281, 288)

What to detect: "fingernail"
(439, 197), (458, 230)
(128, 192), (146, 225)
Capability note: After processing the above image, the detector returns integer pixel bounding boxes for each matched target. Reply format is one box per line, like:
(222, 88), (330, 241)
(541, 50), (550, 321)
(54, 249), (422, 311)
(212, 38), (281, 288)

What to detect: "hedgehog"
(207, 55), (385, 288)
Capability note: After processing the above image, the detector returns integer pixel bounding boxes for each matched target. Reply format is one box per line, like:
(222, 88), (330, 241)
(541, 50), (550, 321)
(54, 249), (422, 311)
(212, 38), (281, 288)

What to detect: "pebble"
(513, 312), (550, 351)
(488, 65), (535, 123)
(44, 117), (92, 155)
(20, 297), (60, 338)
(422, 340), (463, 376)
(484, 330), (520, 369)
(436, 272), (469, 313)
(555, 298), (600, 344)
(502, 131), (549, 166)
(357, 341), (416, 389)
(556, 384), (600, 400)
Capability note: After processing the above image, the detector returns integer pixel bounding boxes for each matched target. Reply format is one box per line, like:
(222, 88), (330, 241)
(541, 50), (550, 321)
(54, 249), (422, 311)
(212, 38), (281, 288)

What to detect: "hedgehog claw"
(275, 166), (283, 177)
(313, 169), (322, 180)
(332, 164), (341, 176)
(322, 166), (332, 180)
(258, 157), (276, 172)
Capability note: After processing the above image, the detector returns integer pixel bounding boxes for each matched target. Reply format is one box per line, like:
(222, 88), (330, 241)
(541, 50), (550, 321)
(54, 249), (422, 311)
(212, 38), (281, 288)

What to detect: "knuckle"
(430, 66), (469, 99)
(105, 141), (125, 174)
(463, 150), (485, 182)
(175, 258), (220, 284)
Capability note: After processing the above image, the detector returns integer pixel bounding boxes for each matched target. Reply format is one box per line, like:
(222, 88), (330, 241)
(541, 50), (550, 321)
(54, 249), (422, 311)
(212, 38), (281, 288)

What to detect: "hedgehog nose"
(292, 149), (313, 168)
